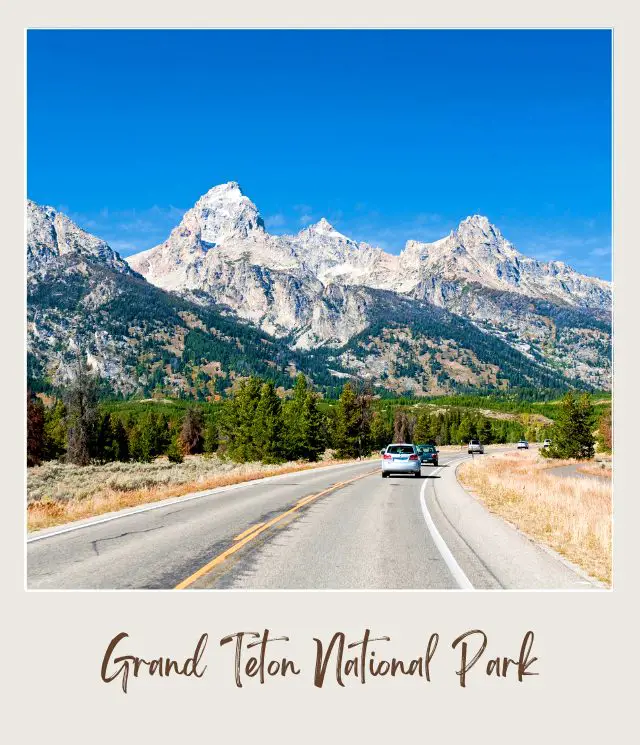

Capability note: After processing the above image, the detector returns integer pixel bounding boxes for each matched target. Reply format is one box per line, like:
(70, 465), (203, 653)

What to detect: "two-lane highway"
(27, 449), (600, 590)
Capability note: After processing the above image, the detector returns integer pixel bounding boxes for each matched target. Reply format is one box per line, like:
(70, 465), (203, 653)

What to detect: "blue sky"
(27, 30), (612, 279)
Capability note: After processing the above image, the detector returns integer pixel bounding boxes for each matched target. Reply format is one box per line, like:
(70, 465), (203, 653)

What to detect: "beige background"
(1, 2), (637, 742)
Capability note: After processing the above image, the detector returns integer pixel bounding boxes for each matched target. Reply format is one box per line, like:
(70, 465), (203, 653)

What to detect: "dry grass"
(27, 454), (369, 533)
(458, 449), (611, 585)
(577, 462), (612, 479)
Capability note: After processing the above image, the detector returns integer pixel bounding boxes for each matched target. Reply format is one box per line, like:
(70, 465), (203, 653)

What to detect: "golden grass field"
(27, 454), (370, 533)
(458, 449), (612, 585)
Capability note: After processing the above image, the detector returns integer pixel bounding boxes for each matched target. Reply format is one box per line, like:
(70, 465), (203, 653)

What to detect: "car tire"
(382, 472), (388, 478)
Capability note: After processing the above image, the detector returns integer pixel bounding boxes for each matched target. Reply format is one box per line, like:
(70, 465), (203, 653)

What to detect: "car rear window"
(470, 440), (480, 445)
(420, 446), (435, 452)
(387, 445), (415, 455)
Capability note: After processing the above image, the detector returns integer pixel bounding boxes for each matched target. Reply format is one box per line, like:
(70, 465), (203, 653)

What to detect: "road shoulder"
(426, 452), (604, 589)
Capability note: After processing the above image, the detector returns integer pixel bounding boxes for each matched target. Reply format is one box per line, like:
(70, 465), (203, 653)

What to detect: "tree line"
(542, 391), (600, 460)
(26, 360), (610, 468)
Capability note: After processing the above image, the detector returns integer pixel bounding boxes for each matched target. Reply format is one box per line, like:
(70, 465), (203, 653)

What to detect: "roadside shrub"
(166, 436), (184, 464)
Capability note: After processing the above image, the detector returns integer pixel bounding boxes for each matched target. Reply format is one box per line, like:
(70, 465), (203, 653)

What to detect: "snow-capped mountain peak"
(191, 180), (265, 244)
(307, 217), (347, 238)
(124, 182), (611, 352)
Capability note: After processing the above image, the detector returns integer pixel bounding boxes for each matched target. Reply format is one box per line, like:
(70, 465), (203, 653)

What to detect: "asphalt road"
(27, 450), (600, 590)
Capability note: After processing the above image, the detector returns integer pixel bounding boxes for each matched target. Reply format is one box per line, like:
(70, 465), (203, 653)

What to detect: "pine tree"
(283, 374), (309, 460)
(457, 416), (472, 444)
(334, 383), (363, 458)
(413, 410), (431, 444)
(180, 407), (205, 455)
(221, 376), (263, 462)
(596, 408), (612, 453)
(64, 356), (99, 466)
(370, 411), (393, 451)
(479, 417), (492, 445)
(439, 418), (450, 445)
(300, 389), (325, 461)
(253, 381), (284, 463)
(43, 400), (67, 461)
(427, 414), (441, 444)
(203, 414), (219, 454)
(546, 391), (595, 459)
(95, 411), (116, 462)
(27, 391), (45, 467)
(575, 393), (596, 459)
(112, 418), (130, 462)
(166, 434), (185, 463)
(129, 425), (152, 462)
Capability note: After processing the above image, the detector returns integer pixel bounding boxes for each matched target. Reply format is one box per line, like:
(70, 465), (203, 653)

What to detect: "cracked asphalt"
(27, 451), (600, 590)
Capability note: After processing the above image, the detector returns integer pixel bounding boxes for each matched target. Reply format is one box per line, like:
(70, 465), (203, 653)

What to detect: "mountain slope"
(27, 202), (343, 397)
(126, 182), (611, 389)
(27, 199), (579, 397)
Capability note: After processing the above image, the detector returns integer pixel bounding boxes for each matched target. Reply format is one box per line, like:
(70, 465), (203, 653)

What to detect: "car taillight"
(409, 454), (419, 461)
(383, 454), (392, 460)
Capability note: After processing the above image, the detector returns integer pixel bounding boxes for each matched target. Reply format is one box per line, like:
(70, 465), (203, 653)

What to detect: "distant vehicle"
(417, 444), (439, 466)
(517, 439), (529, 449)
(543, 439), (552, 449)
(381, 443), (422, 478)
(468, 439), (484, 454)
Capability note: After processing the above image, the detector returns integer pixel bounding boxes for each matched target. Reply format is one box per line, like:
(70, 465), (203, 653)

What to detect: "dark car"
(416, 444), (439, 466)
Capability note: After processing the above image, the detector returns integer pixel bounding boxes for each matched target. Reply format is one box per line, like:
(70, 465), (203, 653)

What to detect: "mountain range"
(27, 182), (612, 398)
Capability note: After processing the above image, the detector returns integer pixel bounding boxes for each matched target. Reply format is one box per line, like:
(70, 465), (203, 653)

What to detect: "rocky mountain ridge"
(126, 182), (611, 388)
(27, 186), (612, 395)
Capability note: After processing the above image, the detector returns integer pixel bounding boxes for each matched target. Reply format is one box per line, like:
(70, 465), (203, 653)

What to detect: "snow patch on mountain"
(126, 183), (611, 348)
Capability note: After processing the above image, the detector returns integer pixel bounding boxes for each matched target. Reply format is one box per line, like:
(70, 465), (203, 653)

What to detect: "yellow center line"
(174, 468), (378, 590)
(233, 522), (265, 541)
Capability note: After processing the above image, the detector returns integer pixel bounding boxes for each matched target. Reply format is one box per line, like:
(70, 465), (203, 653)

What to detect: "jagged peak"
(309, 217), (339, 233)
(27, 199), (133, 275)
(456, 214), (501, 235)
(303, 217), (352, 242)
(460, 213), (491, 226)
(197, 181), (248, 205)
(185, 181), (265, 238)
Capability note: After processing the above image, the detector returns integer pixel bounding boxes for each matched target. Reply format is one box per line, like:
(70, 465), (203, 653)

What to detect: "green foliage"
(42, 400), (67, 461)
(166, 435), (185, 463)
(64, 357), (99, 466)
(253, 382), (285, 463)
(333, 383), (373, 458)
(370, 411), (393, 451)
(112, 418), (130, 462)
(220, 377), (263, 462)
(596, 408), (612, 453)
(412, 410), (431, 444)
(301, 391), (326, 462)
(128, 424), (152, 462)
(31, 366), (608, 468)
(544, 391), (596, 459)
(203, 414), (219, 454)
(282, 374), (325, 462)
(339, 291), (580, 392)
(94, 411), (117, 463)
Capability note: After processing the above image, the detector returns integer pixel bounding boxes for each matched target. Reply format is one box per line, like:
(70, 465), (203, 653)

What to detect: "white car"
(381, 443), (422, 478)
(543, 439), (552, 449)
(517, 439), (529, 449)
(468, 439), (484, 454)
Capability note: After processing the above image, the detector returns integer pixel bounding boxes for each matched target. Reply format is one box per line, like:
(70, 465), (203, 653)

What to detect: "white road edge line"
(27, 460), (372, 544)
(419, 461), (474, 590)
